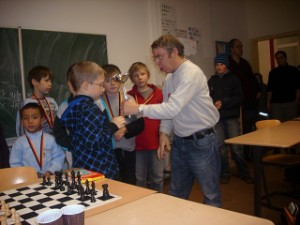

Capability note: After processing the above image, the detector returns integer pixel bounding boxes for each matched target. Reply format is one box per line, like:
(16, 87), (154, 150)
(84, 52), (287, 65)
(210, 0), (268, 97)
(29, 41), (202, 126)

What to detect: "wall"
(0, 0), (247, 84)
(0, 0), (299, 82)
(245, 0), (300, 39)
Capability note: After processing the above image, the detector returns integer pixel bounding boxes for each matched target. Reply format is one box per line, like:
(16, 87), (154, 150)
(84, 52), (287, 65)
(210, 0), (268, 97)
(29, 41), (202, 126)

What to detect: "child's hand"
(214, 100), (222, 110)
(112, 116), (126, 129)
(114, 127), (127, 141)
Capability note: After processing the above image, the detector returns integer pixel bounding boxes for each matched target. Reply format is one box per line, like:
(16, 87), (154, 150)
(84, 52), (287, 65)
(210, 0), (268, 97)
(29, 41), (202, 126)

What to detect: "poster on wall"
(161, 3), (177, 35)
(215, 41), (229, 55)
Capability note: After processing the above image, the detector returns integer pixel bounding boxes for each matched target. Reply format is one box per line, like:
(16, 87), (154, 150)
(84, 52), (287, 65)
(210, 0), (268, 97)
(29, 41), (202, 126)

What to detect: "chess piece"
(14, 213), (21, 225)
(0, 216), (8, 225)
(66, 181), (72, 195)
(64, 172), (69, 185)
(60, 183), (65, 191)
(4, 204), (10, 217)
(91, 181), (97, 195)
(101, 184), (110, 200)
(84, 180), (91, 195)
(10, 208), (16, 223)
(42, 175), (46, 186)
(76, 171), (81, 181)
(47, 176), (51, 186)
(90, 192), (96, 203)
(0, 201), (5, 211)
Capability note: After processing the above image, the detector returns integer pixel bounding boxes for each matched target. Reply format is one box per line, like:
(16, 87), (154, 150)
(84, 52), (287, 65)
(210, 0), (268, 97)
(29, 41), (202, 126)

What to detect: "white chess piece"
(10, 208), (16, 223)
(14, 213), (21, 225)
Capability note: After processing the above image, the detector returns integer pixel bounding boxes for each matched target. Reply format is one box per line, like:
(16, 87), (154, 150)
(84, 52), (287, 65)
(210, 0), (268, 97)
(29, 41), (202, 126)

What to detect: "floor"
(162, 162), (298, 225)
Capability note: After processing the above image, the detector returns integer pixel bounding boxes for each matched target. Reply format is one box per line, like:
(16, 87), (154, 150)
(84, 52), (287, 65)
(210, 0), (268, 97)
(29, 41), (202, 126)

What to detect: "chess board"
(0, 182), (121, 225)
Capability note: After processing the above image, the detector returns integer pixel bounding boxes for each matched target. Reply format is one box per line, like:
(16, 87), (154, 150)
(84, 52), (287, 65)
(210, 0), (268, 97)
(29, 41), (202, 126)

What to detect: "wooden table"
(84, 178), (156, 217)
(225, 121), (300, 216)
(85, 193), (274, 225)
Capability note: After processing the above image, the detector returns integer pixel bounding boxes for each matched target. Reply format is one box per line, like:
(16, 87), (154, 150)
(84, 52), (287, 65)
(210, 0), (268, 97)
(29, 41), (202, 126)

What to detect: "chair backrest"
(0, 166), (39, 191)
(255, 119), (281, 130)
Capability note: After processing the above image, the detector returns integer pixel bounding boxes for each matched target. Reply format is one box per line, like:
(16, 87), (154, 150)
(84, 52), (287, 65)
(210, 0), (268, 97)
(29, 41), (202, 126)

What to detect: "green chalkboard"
(0, 28), (22, 138)
(0, 28), (108, 138)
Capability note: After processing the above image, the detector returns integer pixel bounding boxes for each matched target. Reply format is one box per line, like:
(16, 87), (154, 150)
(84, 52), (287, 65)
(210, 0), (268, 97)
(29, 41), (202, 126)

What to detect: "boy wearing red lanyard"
(16, 66), (58, 136)
(127, 62), (164, 192)
(101, 64), (144, 185)
(10, 103), (64, 177)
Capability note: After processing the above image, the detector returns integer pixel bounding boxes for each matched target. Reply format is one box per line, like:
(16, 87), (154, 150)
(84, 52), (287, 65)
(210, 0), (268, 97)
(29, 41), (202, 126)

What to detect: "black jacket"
(208, 71), (243, 119)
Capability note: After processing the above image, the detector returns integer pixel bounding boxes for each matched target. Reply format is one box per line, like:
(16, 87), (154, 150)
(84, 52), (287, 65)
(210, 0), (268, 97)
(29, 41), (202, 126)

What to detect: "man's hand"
(122, 99), (139, 115)
(157, 132), (171, 160)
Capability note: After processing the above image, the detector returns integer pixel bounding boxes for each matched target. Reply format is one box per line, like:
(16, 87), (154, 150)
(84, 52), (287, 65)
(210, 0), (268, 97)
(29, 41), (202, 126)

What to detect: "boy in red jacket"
(128, 62), (164, 192)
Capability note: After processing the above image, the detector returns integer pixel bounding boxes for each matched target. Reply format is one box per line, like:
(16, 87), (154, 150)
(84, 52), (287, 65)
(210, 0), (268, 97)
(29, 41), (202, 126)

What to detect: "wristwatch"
(138, 105), (144, 114)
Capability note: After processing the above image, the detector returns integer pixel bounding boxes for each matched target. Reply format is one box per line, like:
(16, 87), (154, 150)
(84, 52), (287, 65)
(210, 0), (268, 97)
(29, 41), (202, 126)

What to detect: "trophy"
(112, 73), (129, 100)
(112, 73), (136, 120)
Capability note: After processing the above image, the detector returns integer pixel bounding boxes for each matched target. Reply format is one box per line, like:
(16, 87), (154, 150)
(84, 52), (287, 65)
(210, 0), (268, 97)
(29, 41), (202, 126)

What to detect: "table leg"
(253, 146), (262, 217)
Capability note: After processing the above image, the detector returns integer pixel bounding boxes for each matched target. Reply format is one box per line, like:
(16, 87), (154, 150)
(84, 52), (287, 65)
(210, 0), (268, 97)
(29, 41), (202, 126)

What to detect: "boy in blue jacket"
(10, 103), (64, 177)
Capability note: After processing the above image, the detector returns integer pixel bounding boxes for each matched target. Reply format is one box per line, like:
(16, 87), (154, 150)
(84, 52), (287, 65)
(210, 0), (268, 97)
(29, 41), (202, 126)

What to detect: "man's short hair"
(275, 50), (287, 58)
(228, 38), (238, 49)
(151, 35), (184, 57)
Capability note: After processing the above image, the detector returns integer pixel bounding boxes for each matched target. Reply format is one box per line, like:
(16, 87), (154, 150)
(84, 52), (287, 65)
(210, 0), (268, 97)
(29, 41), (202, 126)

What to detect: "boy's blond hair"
(128, 62), (150, 83)
(69, 61), (105, 92)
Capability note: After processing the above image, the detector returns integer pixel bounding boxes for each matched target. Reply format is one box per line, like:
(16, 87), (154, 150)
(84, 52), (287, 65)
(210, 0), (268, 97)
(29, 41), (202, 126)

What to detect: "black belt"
(182, 128), (214, 140)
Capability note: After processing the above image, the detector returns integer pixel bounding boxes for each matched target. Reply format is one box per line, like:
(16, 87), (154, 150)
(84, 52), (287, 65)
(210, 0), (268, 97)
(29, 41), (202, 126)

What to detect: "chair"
(255, 120), (300, 211)
(0, 166), (39, 191)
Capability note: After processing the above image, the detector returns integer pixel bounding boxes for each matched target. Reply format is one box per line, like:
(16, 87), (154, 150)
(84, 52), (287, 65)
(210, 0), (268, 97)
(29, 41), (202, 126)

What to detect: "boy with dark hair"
(59, 61), (125, 179)
(208, 54), (253, 184)
(16, 66), (58, 136)
(10, 103), (65, 177)
(101, 64), (144, 184)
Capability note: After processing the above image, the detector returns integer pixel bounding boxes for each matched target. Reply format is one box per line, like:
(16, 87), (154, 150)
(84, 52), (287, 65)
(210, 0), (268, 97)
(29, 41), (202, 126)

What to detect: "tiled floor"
(163, 162), (298, 225)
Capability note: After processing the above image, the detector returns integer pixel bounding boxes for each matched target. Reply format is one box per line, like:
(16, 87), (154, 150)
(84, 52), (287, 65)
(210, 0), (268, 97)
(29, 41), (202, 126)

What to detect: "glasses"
(90, 82), (105, 88)
(152, 53), (168, 62)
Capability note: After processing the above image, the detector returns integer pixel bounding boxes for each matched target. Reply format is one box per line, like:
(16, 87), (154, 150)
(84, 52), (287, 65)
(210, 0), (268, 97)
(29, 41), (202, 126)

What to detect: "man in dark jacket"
(208, 54), (253, 184)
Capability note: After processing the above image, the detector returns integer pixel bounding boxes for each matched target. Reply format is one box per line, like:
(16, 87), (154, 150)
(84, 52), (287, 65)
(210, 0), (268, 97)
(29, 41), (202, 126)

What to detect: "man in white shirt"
(123, 35), (221, 207)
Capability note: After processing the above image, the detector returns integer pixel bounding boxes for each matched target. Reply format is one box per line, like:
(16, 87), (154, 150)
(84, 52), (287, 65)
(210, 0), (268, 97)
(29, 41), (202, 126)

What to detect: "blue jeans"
(215, 118), (250, 178)
(170, 132), (221, 207)
(136, 150), (164, 192)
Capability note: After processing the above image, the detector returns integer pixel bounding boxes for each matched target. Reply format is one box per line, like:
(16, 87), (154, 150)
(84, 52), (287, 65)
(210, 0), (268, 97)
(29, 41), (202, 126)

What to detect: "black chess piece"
(64, 172), (69, 185)
(77, 183), (83, 196)
(60, 182), (65, 191)
(91, 181), (97, 195)
(100, 183), (112, 201)
(84, 180), (91, 195)
(46, 176), (52, 186)
(90, 191), (96, 203)
(79, 186), (85, 201)
(66, 181), (72, 195)
(41, 175), (46, 186)
(71, 170), (75, 180)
